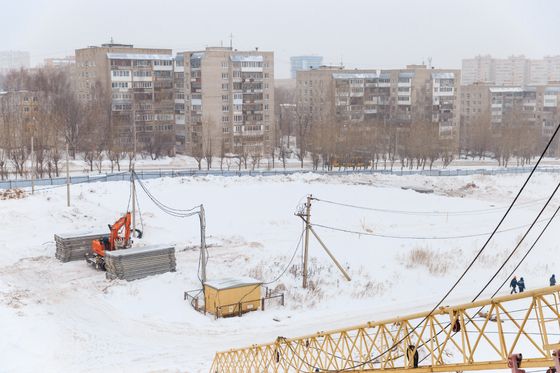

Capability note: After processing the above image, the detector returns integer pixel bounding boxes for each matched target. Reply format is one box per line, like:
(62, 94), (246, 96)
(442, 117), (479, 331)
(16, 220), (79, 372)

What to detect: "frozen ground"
(1, 172), (559, 372)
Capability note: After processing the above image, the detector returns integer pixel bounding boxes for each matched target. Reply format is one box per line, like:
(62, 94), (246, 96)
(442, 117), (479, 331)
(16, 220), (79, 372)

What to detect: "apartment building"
(0, 90), (42, 142)
(0, 51), (30, 74)
(462, 55), (560, 85)
(290, 56), (323, 79)
(75, 43), (175, 153)
(296, 65), (460, 139)
(43, 56), (75, 68)
(175, 47), (275, 157)
(459, 83), (560, 150)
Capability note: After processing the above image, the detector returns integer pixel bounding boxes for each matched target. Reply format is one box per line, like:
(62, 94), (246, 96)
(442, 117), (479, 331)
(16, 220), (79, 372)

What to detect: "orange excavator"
(85, 212), (143, 270)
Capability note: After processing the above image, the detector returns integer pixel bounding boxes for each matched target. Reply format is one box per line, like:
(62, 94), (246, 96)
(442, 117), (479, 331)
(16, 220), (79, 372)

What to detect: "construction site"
(1, 126), (560, 373)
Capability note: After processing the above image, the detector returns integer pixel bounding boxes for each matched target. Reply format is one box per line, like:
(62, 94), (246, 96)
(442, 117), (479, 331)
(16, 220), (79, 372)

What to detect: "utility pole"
(131, 69), (137, 238)
(66, 143), (70, 207)
(302, 194), (312, 288)
(30, 136), (35, 194)
(296, 194), (351, 289)
(199, 204), (207, 283)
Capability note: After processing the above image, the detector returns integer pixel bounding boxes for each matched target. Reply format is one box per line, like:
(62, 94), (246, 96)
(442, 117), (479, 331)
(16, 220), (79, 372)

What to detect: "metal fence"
(2, 166), (560, 190)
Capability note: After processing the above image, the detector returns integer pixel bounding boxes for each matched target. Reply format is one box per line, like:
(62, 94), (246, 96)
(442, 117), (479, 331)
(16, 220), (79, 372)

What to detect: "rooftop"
(107, 53), (173, 61)
(204, 277), (261, 291)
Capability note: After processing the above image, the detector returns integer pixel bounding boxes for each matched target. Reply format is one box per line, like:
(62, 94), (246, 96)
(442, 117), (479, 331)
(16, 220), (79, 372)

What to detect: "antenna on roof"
(110, 36), (114, 44)
(428, 57), (433, 69)
(229, 33), (233, 50)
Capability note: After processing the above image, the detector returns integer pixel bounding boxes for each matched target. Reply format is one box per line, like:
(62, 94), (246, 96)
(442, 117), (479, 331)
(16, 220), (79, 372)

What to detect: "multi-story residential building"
(461, 55), (494, 85)
(175, 47), (275, 157)
(43, 56), (76, 68)
(296, 65), (460, 139)
(290, 56), (323, 79)
(0, 51), (30, 74)
(462, 55), (560, 86)
(0, 90), (42, 144)
(75, 43), (175, 153)
(459, 83), (560, 152)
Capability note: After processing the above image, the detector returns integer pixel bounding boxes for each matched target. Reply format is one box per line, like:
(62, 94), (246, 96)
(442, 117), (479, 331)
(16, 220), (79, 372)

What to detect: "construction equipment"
(211, 285), (560, 372)
(85, 212), (143, 270)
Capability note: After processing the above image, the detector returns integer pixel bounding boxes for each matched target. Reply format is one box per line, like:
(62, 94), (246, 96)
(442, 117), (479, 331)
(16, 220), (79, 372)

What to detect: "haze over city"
(3, 0), (560, 77)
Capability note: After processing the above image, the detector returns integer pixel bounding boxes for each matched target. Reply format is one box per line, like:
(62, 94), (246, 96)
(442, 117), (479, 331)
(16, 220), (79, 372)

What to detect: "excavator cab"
(86, 212), (142, 270)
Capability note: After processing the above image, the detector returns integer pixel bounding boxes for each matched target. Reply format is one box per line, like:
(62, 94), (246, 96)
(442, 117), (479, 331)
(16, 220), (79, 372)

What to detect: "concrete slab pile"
(54, 231), (109, 262)
(105, 245), (176, 281)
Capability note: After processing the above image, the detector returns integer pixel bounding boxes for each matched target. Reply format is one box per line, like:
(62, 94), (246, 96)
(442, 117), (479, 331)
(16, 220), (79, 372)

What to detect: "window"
(134, 70), (152, 77)
(222, 83), (229, 90)
(112, 70), (130, 77)
(222, 105), (229, 112)
(222, 116), (229, 123)
(222, 95), (229, 101)
(112, 82), (129, 89)
(222, 72), (229, 79)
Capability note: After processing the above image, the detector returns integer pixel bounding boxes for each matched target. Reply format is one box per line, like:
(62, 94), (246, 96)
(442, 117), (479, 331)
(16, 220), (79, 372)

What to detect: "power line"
(263, 228), (304, 285)
(311, 216), (553, 240)
(313, 197), (549, 216)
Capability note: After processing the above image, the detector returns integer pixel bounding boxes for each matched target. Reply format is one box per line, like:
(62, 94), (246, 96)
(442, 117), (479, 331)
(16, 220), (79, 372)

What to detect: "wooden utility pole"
(66, 143), (70, 207)
(296, 194), (351, 289)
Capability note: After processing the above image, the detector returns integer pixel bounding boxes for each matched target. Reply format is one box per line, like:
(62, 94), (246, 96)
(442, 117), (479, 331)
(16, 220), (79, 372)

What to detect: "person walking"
(517, 277), (526, 293)
(550, 274), (556, 287)
(510, 276), (518, 294)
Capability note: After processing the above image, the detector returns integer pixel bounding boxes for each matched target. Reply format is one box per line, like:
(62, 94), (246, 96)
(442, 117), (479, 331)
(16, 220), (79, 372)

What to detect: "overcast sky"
(2, 0), (559, 78)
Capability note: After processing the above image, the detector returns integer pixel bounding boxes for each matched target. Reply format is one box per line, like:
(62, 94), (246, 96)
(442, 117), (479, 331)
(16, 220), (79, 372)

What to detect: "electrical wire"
(133, 171), (199, 217)
(313, 197), (550, 216)
(279, 123), (560, 372)
(311, 216), (553, 240)
(262, 228), (305, 285)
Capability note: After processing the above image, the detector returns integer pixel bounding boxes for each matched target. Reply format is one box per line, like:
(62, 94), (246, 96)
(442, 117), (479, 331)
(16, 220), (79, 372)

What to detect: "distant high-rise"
(290, 55), (323, 79)
(462, 55), (560, 85)
(0, 51), (30, 74)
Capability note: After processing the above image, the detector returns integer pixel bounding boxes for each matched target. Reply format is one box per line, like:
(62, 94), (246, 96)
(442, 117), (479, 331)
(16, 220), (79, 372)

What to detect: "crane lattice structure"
(211, 285), (560, 372)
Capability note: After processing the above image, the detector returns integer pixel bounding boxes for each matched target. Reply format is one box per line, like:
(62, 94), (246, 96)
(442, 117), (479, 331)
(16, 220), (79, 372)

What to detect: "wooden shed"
(204, 277), (262, 317)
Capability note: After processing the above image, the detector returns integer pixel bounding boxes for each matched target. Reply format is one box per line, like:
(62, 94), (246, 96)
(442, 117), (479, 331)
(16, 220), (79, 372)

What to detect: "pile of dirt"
(0, 189), (26, 200)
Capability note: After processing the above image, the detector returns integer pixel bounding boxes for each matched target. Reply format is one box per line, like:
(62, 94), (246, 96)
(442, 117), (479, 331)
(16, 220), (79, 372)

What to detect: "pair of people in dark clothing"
(510, 276), (525, 294)
(551, 274), (556, 286)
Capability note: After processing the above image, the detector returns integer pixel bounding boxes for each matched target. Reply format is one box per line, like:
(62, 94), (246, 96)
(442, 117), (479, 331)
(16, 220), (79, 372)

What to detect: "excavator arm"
(88, 212), (142, 270)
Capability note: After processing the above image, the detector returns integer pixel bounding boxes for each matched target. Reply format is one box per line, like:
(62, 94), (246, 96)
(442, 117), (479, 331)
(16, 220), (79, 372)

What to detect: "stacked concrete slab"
(54, 231), (109, 262)
(105, 245), (176, 281)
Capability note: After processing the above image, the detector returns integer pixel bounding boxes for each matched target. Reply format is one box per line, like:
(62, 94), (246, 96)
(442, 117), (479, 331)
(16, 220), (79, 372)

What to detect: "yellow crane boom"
(211, 285), (560, 372)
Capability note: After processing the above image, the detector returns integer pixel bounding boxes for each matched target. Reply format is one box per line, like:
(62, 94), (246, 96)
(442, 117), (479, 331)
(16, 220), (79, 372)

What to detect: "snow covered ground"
(1, 172), (559, 372)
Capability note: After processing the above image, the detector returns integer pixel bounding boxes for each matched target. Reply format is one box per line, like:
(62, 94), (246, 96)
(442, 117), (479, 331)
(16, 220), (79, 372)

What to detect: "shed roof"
(205, 277), (261, 290)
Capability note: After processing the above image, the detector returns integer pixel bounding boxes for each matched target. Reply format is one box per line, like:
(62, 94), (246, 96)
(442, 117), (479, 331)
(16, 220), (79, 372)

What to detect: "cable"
(262, 229), (304, 285)
(311, 216), (553, 240)
(280, 123), (560, 372)
(133, 171), (199, 217)
(313, 197), (549, 216)
(491, 204), (560, 297)
(470, 182), (560, 300)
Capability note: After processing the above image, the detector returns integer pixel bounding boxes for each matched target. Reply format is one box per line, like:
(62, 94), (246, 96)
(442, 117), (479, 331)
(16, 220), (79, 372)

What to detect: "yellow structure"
(211, 285), (560, 372)
(204, 277), (262, 317)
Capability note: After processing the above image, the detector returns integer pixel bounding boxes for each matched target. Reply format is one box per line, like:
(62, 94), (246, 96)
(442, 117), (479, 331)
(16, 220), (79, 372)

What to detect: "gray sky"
(2, 0), (559, 78)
